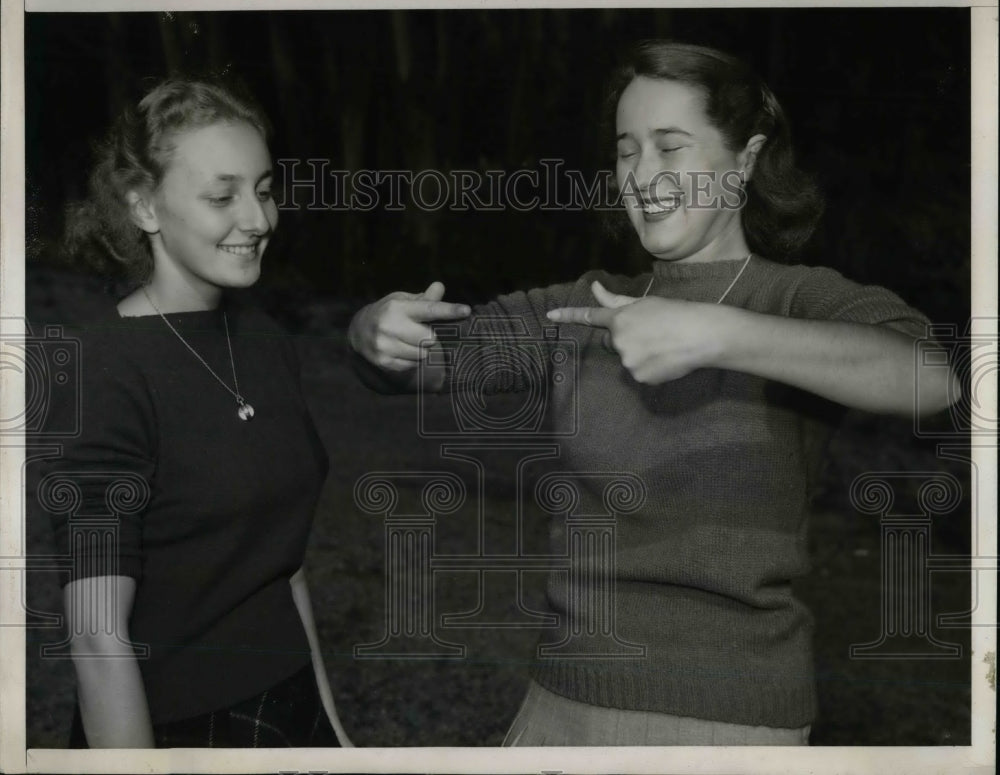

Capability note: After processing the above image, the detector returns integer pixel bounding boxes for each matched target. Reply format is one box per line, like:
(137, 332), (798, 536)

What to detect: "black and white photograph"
(0, 2), (996, 773)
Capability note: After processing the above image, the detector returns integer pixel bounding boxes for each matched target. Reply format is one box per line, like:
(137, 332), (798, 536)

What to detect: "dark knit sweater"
(44, 298), (329, 724)
(455, 256), (929, 728)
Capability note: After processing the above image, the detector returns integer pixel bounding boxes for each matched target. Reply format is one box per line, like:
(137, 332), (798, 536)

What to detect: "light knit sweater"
(451, 255), (929, 727)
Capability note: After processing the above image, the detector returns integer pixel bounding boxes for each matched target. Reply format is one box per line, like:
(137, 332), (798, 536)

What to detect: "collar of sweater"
(644, 255), (757, 303)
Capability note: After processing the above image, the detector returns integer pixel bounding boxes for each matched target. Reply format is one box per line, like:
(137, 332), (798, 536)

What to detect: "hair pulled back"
(65, 77), (271, 282)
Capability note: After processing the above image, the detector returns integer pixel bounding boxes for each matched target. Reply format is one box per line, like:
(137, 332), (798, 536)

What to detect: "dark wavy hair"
(604, 40), (824, 259)
(64, 77), (272, 283)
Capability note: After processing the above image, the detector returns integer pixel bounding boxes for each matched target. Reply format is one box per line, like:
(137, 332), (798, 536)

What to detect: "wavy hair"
(64, 77), (271, 283)
(604, 40), (824, 259)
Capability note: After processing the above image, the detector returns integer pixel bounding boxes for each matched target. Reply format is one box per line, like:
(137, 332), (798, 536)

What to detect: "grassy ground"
(23, 267), (971, 747)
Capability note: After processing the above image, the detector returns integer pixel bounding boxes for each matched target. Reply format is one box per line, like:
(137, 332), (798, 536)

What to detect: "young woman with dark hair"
(348, 40), (958, 745)
(48, 77), (350, 749)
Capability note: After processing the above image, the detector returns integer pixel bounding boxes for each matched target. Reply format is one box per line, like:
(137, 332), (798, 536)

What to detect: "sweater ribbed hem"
(530, 659), (817, 729)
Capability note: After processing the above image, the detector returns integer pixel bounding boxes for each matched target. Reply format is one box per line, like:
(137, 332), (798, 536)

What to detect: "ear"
(126, 189), (160, 234)
(738, 134), (768, 182)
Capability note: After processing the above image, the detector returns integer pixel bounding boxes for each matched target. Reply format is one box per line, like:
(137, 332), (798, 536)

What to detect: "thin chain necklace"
(142, 287), (255, 421)
(641, 252), (753, 304)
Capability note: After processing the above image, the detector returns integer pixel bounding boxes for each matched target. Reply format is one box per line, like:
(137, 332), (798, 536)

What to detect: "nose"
(620, 146), (670, 207)
(238, 194), (273, 235)
(632, 147), (663, 191)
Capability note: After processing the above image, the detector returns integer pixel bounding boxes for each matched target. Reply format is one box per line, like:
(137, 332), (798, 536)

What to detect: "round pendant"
(237, 402), (255, 421)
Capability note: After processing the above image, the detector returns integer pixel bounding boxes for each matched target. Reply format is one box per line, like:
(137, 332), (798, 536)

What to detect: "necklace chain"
(141, 288), (255, 420)
(641, 252), (753, 304)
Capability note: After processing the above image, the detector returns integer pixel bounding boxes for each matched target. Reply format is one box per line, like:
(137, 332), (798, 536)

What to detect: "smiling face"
(616, 76), (755, 263)
(137, 121), (277, 305)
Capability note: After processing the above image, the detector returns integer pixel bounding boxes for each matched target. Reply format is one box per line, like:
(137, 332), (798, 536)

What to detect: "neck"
(143, 277), (222, 314)
(143, 240), (225, 312)
(654, 221), (751, 265)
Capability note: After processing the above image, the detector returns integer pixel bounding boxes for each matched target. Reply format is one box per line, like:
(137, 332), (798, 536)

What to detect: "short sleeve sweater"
(449, 256), (930, 728)
(41, 297), (329, 724)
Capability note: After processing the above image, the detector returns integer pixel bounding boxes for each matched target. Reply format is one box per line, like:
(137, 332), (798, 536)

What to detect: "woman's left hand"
(547, 280), (729, 384)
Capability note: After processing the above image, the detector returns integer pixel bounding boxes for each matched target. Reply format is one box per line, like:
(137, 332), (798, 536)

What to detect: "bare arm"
(64, 575), (154, 748)
(714, 306), (956, 415)
(549, 281), (958, 416)
(289, 567), (353, 747)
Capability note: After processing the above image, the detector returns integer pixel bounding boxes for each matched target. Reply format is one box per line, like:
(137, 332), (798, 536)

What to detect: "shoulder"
(59, 303), (149, 376)
(743, 257), (931, 333)
(31, 307), (157, 445)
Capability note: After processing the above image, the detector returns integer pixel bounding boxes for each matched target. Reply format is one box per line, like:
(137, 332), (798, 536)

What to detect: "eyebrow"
(213, 170), (273, 184)
(616, 128), (693, 141)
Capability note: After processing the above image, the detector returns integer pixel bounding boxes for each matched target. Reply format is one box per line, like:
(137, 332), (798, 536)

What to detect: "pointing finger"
(546, 306), (615, 328)
(407, 299), (471, 323)
(592, 280), (637, 309)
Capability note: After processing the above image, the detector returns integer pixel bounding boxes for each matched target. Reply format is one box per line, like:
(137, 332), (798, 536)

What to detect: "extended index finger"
(406, 299), (471, 322)
(547, 306), (615, 328)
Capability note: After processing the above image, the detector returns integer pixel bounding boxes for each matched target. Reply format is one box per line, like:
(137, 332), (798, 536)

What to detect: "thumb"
(420, 281), (446, 302)
(592, 280), (637, 310)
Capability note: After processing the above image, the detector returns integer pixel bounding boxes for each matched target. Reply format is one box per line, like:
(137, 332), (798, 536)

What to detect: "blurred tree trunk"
(267, 15), (305, 151)
(322, 21), (375, 294)
(104, 14), (129, 119)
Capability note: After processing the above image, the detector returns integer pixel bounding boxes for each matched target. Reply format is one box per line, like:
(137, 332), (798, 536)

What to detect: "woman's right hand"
(348, 281), (470, 372)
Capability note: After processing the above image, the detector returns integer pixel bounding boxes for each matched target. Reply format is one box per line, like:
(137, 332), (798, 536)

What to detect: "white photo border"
(2, 1), (996, 773)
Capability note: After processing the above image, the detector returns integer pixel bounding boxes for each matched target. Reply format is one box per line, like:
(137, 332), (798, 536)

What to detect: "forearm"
(289, 568), (353, 746)
(64, 575), (152, 747)
(71, 638), (154, 748)
(716, 307), (958, 415)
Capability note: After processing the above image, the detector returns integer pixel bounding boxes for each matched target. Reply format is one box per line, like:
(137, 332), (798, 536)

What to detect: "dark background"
(24, 8), (973, 749)
(26, 8), (969, 316)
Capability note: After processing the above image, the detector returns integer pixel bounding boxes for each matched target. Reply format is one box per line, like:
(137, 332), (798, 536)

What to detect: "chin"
(223, 268), (262, 289)
(638, 236), (684, 260)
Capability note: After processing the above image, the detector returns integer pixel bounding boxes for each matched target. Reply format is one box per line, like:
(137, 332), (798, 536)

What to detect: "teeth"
(642, 195), (682, 214)
(219, 244), (257, 256)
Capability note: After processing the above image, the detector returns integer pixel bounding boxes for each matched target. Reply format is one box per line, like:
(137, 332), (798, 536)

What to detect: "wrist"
(346, 309), (367, 354)
(707, 304), (755, 370)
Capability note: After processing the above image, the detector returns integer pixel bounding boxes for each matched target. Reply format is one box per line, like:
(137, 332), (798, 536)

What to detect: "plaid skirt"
(69, 663), (340, 748)
(503, 680), (811, 746)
